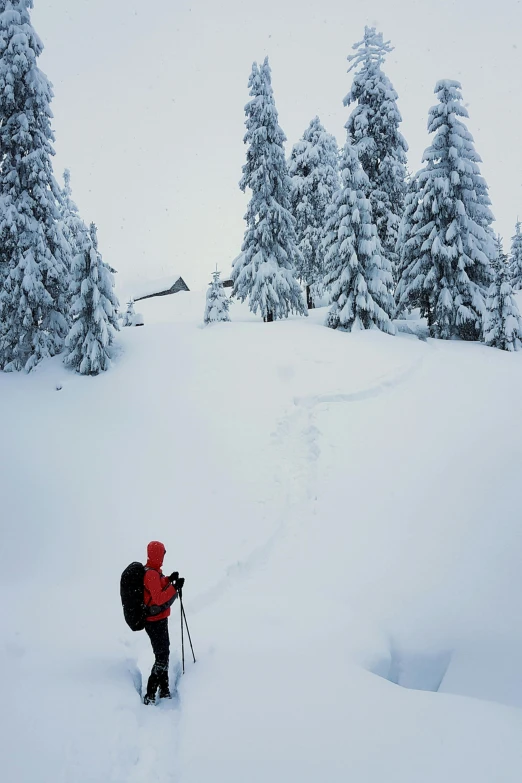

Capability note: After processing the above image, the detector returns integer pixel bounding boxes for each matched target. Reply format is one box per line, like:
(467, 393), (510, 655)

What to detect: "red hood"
(146, 540), (166, 570)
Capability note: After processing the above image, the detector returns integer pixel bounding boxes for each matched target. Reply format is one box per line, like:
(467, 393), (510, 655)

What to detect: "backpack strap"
(147, 593), (177, 616)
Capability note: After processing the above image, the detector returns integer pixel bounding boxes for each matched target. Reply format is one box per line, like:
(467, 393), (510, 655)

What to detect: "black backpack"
(120, 562), (178, 631)
(120, 562), (147, 631)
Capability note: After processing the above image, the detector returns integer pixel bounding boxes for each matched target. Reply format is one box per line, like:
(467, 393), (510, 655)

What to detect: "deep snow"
(2, 289), (522, 782)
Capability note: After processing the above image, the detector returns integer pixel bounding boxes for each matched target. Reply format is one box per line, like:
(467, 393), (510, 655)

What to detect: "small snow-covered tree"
(396, 80), (495, 340)
(204, 269), (230, 324)
(123, 298), (135, 327)
(484, 236), (522, 351)
(323, 141), (395, 334)
(288, 116), (339, 308)
(509, 220), (522, 291)
(0, 0), (71, 371)
(232, 58), (307, 322)
(60, 169), (88, 263)
(345, 27), (408, 279)
(63, 223), (119, 375)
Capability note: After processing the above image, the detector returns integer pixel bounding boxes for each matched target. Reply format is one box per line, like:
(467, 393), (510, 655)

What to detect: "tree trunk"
(264, 311), (274, 323)
(306, 285), (314, 310)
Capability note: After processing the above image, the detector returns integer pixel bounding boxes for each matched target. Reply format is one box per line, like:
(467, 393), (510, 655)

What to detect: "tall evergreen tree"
(60, 169), (88, 263)
(204, 269), (230, 324)
(495, 235), (509, 267)
(288, 116), (339, 308)
(396, 80), (495, 340)
(63, 224), (119, 375)
(484, 236), (522, 351)
(323, 141), (395, 334)
(395, 174), (430, 317)
(0, 0), (70, 371)
(232, 58), (307, 322)
(344, 27), (408, 279)
(509, 220), (522, 291)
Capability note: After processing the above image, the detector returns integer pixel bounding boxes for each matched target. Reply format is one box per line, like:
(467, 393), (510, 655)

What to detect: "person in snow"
(143, 540), (185, 704)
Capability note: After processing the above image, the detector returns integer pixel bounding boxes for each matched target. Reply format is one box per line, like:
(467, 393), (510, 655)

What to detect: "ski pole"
(181, 597), (196, 664)
(180, 591), (185, 674)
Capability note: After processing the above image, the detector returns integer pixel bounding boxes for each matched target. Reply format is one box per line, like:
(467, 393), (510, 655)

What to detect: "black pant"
(144, 618), (170, 696)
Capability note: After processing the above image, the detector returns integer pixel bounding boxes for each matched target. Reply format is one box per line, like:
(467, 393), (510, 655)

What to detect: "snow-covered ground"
(2, 289), (522, 782)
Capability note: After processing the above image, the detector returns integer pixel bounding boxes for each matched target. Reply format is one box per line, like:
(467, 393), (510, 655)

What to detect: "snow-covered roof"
(131, 275), (187, 301)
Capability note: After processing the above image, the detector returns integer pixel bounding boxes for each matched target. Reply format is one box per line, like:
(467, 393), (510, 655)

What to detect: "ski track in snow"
(126, 706), (180, 783)
(122, 658), (183, 783)
(146, 325), (431, 780)
(293, 354), (426, 409)
(188, 521), (286, 614)
(189, 352), (427, 618)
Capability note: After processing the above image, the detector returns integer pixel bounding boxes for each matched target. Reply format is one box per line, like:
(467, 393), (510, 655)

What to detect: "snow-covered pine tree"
(509, 220), (522, 291)
(232, 58), (307, 322)
(60, 169), (88, 263)
(63, 223), (119, 375)
(288, 116), (339, 308)
(323, 140), (395, 334)
(394, 174), (431, 317)
(344, 27), (408, 280)
(204, 269), (230, 324)
(396, 80), (495, 340)
(484, 236), (522, 351)
(123, 298), (136, 327)
(0, 0), (71, 371)
(495, 235), (509, 267)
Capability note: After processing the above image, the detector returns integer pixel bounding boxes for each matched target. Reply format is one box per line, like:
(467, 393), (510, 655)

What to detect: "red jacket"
(144, 541), (176, 622)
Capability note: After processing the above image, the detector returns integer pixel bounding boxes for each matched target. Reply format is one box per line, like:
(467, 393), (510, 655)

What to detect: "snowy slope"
(2, 290), (522, 782)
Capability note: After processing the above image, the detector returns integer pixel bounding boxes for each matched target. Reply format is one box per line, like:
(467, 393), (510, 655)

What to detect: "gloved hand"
(175, 577), (185, 592)
(168, 571), (179, 584)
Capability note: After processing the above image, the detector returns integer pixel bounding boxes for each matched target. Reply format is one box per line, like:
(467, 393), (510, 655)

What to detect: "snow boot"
(143, 671), (159, 705)
(158, 670), (171, 700)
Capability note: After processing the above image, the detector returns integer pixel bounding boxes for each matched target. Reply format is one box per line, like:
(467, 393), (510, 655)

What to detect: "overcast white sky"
(33, 0), (522, 291)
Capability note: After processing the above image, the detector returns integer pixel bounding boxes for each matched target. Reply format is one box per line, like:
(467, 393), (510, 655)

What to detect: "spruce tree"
(344, 27), (408, 279)
(60, 169), (88, 263)
(288, 116), (339, 308)
(0, 0), (70, 371)
(509, 220), (522, 291)
(323, 141), (395, 334)
(495, 235), (509, 267)
(395, 174), (430, 317)
(204, 269), (231, 324)
(232, 58), (307, 322)
(122, 299), (136, 327)
(396, 80), (495, 340)
(63, 224), (119, 375)
(484, 236), (522, 351)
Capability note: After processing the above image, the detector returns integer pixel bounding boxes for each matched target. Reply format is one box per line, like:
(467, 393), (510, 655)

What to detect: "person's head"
(147, 540), (166, 569)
